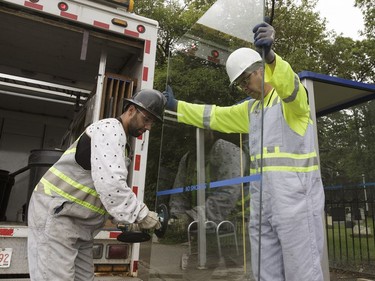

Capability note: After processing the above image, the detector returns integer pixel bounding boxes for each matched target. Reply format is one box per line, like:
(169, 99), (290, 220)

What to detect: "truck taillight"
(211, 50), (220, 58)
(137, 25), (145, 33)
(106, 244), (128, 259)
(58, 2), (69, 11)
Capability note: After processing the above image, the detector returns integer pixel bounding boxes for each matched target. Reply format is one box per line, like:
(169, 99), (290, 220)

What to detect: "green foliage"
(320, 38), (375, 83)
(318, 101), (375, 186)
(267, 0), (329, 73)
(355, 0), (375, 38)
(134, 0), (212, 64)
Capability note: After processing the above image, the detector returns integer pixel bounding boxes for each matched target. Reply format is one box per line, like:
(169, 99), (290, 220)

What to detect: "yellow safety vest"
(35, 138), (107, 215)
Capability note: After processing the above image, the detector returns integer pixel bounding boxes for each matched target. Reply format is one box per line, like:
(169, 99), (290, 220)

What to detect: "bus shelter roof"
(299, 71), (375, 117)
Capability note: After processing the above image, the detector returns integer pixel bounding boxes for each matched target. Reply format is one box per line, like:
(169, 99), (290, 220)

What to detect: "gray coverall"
(28, 118), (147, 281)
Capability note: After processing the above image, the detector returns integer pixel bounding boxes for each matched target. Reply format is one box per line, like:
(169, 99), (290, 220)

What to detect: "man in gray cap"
(27, 89), (166, 281)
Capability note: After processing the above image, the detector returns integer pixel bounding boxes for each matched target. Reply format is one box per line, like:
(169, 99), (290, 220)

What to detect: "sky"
(315, 0), (365, 40)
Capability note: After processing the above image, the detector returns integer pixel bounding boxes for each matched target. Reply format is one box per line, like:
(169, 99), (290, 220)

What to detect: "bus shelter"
(146, 0), (375, 280)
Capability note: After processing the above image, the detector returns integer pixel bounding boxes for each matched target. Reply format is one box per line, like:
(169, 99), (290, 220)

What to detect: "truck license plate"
(0, 248), (12, 268)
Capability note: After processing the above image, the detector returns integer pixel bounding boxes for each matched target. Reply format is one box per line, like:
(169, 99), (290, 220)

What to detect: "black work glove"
(163, 85), (178, 112)
(252, 22), (276, 64)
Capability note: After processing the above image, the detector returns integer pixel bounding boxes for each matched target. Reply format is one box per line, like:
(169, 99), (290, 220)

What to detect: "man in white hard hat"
(163, 22), (325, 281)
(28, 89), (166, 281)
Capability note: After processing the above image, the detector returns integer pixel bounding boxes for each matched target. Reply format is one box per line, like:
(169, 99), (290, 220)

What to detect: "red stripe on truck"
(109, 232), (120, 239)
(24, 1), (43, 10)
(132, 186), (138, 196)
(133, 260), (138, 273)
(145, 40), (151, 54)
(134, 155), (141, 171)
(0, 228), (14, 236)
(142, 67), (148, 81)
(60, 11), (78, 20)
(125, 30), (139, 38)
(94, 20), (110, 29)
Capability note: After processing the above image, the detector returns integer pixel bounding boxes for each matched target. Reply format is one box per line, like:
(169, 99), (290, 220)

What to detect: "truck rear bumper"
(1, 277), (143, 281)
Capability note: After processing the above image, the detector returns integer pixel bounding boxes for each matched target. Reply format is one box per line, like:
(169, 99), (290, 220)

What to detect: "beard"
(127, 115), (144, 137)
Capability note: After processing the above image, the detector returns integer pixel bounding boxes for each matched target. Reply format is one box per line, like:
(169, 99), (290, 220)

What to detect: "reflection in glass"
(149, 0), (264, 280)
(155, 118), (253, 280)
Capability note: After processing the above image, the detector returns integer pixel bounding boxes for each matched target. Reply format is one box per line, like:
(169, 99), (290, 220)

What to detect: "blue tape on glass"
(156, 174), (261, 197)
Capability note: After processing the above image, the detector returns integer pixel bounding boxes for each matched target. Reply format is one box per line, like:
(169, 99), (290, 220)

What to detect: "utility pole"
(361, 173), (369, 213)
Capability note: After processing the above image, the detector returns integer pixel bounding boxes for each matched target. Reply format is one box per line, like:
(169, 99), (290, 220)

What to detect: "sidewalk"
(138, 238), (375, 281)
(138, 237), (253, 281)
(330, 268), (375, 281)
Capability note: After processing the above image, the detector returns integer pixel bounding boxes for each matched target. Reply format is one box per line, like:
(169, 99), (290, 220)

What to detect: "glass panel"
(149, 0), (264, 280)
(196, 0), (262, 43)
(154, 119), (253, 279)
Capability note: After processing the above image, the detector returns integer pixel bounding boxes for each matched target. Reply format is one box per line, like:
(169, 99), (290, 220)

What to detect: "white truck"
(0, 0), (158, 279)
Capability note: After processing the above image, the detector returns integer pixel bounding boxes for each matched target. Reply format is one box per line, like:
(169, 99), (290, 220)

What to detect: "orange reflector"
(104, 0), (134, 12)
(128, 0), (134, 12)
(112, 18), (128, 27)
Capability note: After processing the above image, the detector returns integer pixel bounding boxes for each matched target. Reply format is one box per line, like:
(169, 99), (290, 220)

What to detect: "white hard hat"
(225, 48), (262, 86)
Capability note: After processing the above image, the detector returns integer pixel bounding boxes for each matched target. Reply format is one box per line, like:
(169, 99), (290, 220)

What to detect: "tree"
(134, 0), (214, 65)
(355, 0), (375, 38)
(316, 0), (375, 189)
(265, 0), (331, 73)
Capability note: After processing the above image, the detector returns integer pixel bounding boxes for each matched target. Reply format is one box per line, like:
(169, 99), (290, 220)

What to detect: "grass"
(326, 218), (375, 266)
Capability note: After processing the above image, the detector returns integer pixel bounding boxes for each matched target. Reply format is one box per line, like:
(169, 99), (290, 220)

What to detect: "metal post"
(92, 50), (107, 122)
(362, 173), (369, 213)
(302, 78), (330, 281)
(196, 128), (207, 269)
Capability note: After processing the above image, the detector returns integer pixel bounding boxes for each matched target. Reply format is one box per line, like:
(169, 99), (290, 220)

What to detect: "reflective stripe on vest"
(282, 74), (300, 103)
(250, 151), (319, 173)
(36, 166), (107, 215)
(203, 105), (212, 129)
(64, 147), (76, 155)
